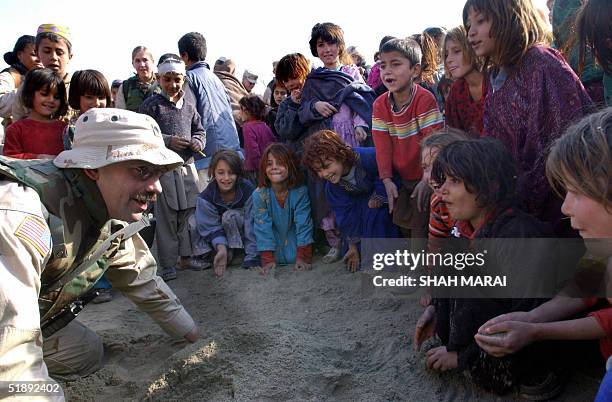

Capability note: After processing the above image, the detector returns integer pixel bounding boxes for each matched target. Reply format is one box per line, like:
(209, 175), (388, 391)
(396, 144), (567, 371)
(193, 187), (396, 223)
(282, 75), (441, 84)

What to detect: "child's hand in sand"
(414, 305), (436, 352)
(213, 244), (228, 277)
(259, 262), (276, 276)
(474, 320), (535, 358)
(426, 346), (457, 371)
(342, 244), (360, 272)
(293, 260), (312, 271)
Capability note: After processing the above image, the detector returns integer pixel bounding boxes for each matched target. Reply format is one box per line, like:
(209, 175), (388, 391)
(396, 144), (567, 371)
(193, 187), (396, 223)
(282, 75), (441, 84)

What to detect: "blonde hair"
(444, 26), (483, 74)
(546, 108), (612, 212)
(462, 0), (551, 68)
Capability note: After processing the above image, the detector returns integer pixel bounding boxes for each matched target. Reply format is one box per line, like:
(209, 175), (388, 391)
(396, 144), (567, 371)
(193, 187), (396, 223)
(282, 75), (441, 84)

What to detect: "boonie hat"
(243, 69), (258, 84)
(54, 108), (183, 170)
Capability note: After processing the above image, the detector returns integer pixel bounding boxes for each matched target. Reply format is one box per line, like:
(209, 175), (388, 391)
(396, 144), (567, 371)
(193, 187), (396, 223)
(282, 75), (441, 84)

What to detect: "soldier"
(0, 108), (199, 397)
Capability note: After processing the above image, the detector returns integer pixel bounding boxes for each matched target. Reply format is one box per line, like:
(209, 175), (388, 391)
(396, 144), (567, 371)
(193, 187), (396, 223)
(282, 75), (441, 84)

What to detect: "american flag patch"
(15, 215), (51, 257)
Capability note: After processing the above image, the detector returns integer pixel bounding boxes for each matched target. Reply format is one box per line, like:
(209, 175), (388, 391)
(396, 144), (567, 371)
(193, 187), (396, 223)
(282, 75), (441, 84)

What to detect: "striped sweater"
(372, 85), (443, 180)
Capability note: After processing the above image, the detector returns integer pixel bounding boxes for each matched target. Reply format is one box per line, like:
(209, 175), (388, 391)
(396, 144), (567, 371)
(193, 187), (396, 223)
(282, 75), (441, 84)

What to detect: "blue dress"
(325, 147), (400, 243)
(252, 185), (314, 264)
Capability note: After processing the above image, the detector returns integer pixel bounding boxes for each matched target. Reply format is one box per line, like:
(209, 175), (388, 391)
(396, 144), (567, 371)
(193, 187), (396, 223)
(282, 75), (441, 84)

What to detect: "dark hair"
(309, 22), (351, 65)
(380, 38), (422, 68)
(35, 32), (72, 54)
(258, 143), (303, 188)
(462, 0), (549, 68)
(379, 35), (397, 51)
(275, 53), (310, 85)
(577, 0), (612, 75)
(111, 79), (123, 89)
(302, 129), (357, 173)
(270, 81), (287, 108)
(131, 46), (153, 61)
(239, 94), (267, 121)
(178, 32), (207, 62)
(68, 70), (111, 110)
(4, 35), (35, 66)
(21, 68), (68, 118)
(158, 53), (181, 65)
(209, 149), (245, 180)
(432, 137), (517, 210)
(546, 107), (612, 212)
(424, 27), (447, 41)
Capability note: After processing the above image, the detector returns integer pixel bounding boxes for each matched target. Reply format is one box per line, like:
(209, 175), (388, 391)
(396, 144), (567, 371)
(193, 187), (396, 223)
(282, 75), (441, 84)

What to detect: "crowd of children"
(0, 0), (611, 398)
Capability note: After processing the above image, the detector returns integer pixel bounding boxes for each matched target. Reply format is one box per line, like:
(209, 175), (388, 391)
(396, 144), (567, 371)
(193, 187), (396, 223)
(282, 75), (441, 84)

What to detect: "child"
(191, 149), (260, 277)
(443, 26), (486, 136)
(3, 68), (67, 159)
(410, 32), (445, 111)
(372, 38), (444, 238)
(239, 94), (277, 182)
(12, 24), (73, 122)
(110, 79), (122, 108)
(299, 22), (376, 148)
(139, 54), (206, 281)
(252, 143), (314, 275)
(63, 70), (111, 150)
(265, 81), (287, 137)
(302, 130), (399, 272)
(414, 137), (554, 395)
(463, 0), (593, 234)
(473, 108), (612, 399)
(577, 0), (612, 107)
(116, 46), (159, 112)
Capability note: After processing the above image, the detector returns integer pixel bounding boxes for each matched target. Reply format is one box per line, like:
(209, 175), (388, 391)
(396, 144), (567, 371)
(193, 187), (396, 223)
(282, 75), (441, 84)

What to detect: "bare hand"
(414, 305), (436, 351)
(342, 244), (360, 272)
(314, 101), (338, 117)
(411, 179), (432, 213)
(419, 290), (432, 307)
(478, 311), (534, 333)
(354, 126), (368, 143)
(183, 326), (200, 343)
(382, 179), (398, 213)
(291, 89), (302, 104)
(293, 260), (312, 271)
(170, 136), (191, 151)
(368, 197), (383, 209)
(190, 139), (203, 152)
(213, 245), (228, 277)
(474, 320), (536, 357)
(426, 346), (458, 371)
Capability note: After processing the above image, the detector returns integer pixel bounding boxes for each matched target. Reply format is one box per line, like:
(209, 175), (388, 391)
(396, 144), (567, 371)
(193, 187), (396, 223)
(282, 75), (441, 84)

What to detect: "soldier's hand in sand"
(382, 179), (398, 213)
(474, 320), (536, 358)
(426, 346), (457, 371)
(170, 136), (191, 151)
(314, 101), (337, 118)
(414, 305), (436, 352)
(342, 244), (360, 273)
(259, 262), (276, 276)
(293, 260), (312, 272)
(213, 244), (228, 277)
(410, 179), (432, 213)
(184, 326), (200, 343)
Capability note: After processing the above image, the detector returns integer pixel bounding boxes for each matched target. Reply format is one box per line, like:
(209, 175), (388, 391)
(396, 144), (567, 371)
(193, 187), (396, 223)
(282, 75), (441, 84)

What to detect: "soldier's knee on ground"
(43, 320), (104, 382)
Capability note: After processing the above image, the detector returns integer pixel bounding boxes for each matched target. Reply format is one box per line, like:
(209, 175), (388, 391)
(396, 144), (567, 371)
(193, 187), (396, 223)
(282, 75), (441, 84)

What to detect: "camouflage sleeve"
(0, 181), (64, 399)
(104, 233), (196, 339)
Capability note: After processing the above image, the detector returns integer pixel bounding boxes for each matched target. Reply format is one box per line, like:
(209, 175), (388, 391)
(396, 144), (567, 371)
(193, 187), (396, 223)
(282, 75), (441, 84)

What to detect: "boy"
(372, 38), (444, 238)
(139, 54), (206, 281)
(12, 24), (74, 121)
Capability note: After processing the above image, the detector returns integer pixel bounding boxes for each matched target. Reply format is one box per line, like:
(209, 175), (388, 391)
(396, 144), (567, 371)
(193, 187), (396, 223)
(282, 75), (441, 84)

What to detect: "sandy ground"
(64, 258), (601, 401)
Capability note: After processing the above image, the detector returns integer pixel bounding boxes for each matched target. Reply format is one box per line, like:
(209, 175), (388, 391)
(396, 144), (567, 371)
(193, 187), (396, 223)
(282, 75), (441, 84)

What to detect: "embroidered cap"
(54, 108), (183, 170)
(37, 24), (72, 45)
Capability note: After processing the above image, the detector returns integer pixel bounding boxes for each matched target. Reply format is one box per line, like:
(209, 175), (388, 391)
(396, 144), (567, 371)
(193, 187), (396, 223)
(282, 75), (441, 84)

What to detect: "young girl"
(239, 94), (277, 182)
(3, 68), (67, 159)
(191, 149), (260, 277)
(577, 0), (612, 107)
(299, 22), (376, 148)
(410, 32), (445, 111)
(0, 35), (41, 124)
(443, 26), (486, 136)
(116, 46), (160, 112)
(414, 137), (553, 395)
(252, 143), (314, 275)
(63, 70), (111, 149)
(463, 0), (593, 234)
(265, 81), (287, 137)
(302, 130), (399, 272)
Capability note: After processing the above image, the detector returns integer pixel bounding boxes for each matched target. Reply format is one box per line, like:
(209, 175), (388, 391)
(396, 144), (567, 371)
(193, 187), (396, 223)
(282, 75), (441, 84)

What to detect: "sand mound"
(64, 260), (600, 401)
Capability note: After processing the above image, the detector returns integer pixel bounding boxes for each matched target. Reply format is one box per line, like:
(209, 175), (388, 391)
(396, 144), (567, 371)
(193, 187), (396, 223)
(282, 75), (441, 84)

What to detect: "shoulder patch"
(15, 215), (51, 257)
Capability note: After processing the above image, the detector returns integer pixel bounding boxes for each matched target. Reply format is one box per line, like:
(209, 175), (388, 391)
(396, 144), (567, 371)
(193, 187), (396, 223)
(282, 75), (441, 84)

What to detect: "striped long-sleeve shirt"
(372, 85), (443, 180)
